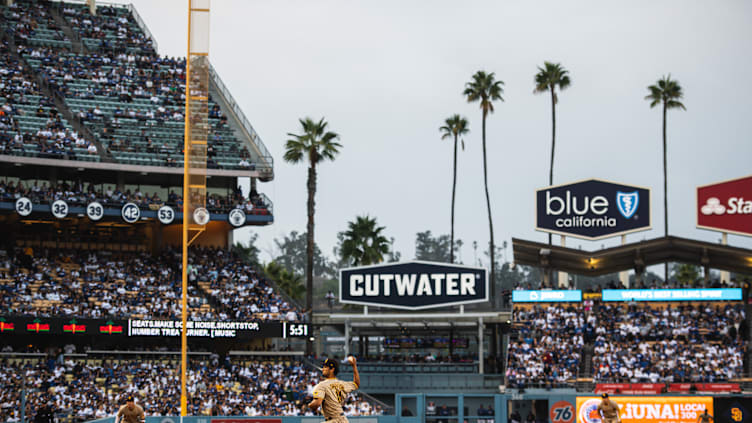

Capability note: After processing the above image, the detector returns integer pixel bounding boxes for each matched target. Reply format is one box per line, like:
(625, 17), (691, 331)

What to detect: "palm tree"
(284, 117), (342, 317)
(534, 62), (571, 246)
(265, 261), (306, 302)
(645, 75), (685, 283)
(464, 71), (503, 298)
(440, 115), (469, 264)
(340, 215), (390, 266)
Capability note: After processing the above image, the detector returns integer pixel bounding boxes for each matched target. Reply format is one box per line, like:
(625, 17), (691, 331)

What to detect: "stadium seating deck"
(0, 0), (268, 172)
(0, 246), (300, 321)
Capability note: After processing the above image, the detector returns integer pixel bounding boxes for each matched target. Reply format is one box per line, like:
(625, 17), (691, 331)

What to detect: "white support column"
(87, 0), (96, 15)
(720, 233), (730, 284)
(619, 234), (629, 287)
(478, 317), (484, 374)
(344, 320), (351, 358)
(558, 236), (568, 288)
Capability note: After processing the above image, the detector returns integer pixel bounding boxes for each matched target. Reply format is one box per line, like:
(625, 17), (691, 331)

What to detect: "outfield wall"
(84, 394), (752, 423)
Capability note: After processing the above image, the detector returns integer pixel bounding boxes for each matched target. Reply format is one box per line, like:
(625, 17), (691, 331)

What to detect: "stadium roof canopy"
(512, 235), (752, 276)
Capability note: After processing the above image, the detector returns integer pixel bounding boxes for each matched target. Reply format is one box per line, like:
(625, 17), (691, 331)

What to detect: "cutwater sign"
(512, 290), (582, 303)
(536, 179), (651, 240)
(339, 261), (488, 310)
(602, 288), (742, 302)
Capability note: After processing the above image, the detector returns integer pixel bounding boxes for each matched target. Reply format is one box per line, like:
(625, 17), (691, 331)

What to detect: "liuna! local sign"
(339, 261), (488, 310)
(536, 179), (651, 240)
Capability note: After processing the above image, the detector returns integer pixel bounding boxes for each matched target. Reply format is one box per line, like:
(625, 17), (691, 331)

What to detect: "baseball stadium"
(0, 1), (751, 423)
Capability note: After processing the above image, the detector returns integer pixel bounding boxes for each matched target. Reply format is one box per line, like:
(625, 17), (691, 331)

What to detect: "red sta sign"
(697, 175), (752, 236)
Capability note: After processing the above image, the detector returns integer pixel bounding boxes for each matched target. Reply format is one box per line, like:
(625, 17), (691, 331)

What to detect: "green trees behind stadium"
(337, 215), (392, 266)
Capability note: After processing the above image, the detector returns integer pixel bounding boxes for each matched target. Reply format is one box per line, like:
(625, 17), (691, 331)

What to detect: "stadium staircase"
(576, 343), (595, 392)
(1, 30), (109, 162)
(49, 5), (87, 54)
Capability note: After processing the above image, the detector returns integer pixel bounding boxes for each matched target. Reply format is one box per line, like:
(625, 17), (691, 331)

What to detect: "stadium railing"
(208, 62), (274, 176)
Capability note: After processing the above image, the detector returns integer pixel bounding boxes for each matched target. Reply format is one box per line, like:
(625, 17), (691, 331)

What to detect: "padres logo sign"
(732, 408), (744, 422)
(550, 400), (575, 423)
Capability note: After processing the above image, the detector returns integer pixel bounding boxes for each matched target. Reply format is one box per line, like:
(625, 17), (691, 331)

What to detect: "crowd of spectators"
(0, 40), (96, 159)
(505, 300), (748, 388)
(62, 3), (156, 55)
(0, 247), (212, 320)
(2, 0), (70, 47)
(21, 42), (255, 169)
(505, 305), (586, 388)
(0, 245), (299, 321)
(1, 0), (262, 170)
(591, 303), (748, 383)
(188, 246), (300, 321)
(0, 179), (270, 215)
(0, 355), (382, 422)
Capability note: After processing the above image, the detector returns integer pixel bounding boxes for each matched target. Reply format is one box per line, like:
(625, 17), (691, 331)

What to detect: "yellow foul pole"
(180, 0), (191, 415)
(182, 0), (210, 416)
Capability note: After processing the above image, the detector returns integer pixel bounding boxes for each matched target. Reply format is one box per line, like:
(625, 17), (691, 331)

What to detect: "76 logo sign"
(550, 401), (574, 423)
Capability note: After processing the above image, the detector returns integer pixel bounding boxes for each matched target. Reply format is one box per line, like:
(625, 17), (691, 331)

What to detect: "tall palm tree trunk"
(450, 133), (458, 263)
(549, 87), (556, 188)
(481, 110), (495, 301)
(481, 111), (498, 368)
(306, 160), (317, 353)
(662, 101), (668, 283)
(548, 87), (556, 248)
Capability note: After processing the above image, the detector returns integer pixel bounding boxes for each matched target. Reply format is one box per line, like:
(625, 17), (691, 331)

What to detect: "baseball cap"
(601, 393), (609, 398)
(126, 395), (135, 402)
(323, 358), (339, 375)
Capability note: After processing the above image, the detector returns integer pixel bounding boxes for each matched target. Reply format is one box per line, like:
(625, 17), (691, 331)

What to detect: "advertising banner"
(602, 289), (742, 302)
(512, 290), (582, 303)
(697, 175), (752, 236)
(339, 261), (488, 310)
(576, 396), (713, 423)
(714, 398), (752, 423)
(0, 317), (308, 339)
(550, 400), (576, 423)
(536, 179), (651, 240)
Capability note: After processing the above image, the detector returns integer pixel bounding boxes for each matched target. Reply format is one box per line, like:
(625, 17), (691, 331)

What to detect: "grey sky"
(123, 0), (752, 266)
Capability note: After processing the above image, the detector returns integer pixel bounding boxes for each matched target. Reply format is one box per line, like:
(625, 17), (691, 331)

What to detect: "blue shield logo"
(616, 191), (639, 219)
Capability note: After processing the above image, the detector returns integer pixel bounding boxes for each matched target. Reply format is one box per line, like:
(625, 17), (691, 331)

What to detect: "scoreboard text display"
(0, 317), (308, 340)
(576, 397), (713, 423)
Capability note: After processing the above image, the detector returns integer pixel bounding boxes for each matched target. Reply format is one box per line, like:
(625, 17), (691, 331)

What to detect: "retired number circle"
(193, 207), (210, 225)
(15, 197), (32, 217)
(157, 205), (175, 224)
(228, 208), (246, 227)
(121, 202), (141, 223)
(51, 200), (69, 219)
(86, 202), (104, 221)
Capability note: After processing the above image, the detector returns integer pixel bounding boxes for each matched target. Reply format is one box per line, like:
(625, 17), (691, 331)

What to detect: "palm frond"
(465, 70), (504, 114)
(645, 75), (686, 111)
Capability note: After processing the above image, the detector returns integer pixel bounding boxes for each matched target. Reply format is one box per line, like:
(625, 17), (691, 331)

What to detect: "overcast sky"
(123, 0), (752, 266)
